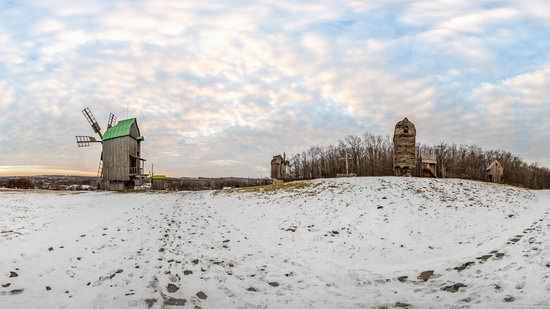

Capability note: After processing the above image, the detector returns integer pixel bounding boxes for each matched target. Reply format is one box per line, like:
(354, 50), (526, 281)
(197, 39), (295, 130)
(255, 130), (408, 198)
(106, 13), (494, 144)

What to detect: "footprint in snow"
(504, 295), (515, 302)
(65, 270), (76, 278)
(10, 289), (24, 295)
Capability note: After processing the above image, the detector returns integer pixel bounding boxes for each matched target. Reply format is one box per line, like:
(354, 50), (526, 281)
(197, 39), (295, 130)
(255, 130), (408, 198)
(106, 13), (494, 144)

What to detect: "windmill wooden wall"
(102, 136), (138, 181)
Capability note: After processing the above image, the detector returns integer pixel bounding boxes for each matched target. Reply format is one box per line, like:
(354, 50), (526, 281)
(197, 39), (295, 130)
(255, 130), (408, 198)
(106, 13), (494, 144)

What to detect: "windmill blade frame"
(107, 113), (117, 129)
(82, 107), (103, 139)
(75, 136), (101, 147)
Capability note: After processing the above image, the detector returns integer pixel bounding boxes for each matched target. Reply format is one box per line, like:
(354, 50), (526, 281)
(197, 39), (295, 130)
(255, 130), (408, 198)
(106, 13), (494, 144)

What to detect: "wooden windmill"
(76, 107), (146, 190)
(271, 153), (290, 180)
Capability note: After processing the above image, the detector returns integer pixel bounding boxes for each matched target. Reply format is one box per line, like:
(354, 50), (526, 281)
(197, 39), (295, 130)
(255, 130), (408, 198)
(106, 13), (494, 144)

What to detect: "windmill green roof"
(102, 118), (136, 141)
(152, 175), (166, 180)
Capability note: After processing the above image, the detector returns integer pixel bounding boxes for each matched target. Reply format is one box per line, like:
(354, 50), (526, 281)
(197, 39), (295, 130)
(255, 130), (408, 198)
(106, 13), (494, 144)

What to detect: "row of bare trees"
(285, 133), (550, 189)
(1, 178), (34, 189)
(287, 134), (393, 180)
(174, 177), (272, 191)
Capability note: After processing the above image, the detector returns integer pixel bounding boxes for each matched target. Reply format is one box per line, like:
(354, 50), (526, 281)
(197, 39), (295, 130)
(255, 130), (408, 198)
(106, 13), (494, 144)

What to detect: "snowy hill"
(1, 177), (549, 308)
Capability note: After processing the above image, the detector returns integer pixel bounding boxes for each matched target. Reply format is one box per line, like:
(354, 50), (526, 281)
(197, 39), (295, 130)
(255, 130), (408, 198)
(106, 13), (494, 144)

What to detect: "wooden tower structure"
(271, 153), (289, 180)
(393, 117), (416, 176)
(76, 107), (147, 191)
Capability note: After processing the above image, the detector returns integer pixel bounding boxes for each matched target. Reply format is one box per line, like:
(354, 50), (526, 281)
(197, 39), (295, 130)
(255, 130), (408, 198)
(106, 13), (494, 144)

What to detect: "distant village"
(0, 175), (271, 191)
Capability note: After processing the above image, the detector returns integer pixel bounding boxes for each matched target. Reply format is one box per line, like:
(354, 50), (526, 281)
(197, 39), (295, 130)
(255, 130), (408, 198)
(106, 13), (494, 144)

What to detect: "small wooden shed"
(152, 175), (167, 190)
(421, 152), (437, 178)
(486, 160), (504, 183)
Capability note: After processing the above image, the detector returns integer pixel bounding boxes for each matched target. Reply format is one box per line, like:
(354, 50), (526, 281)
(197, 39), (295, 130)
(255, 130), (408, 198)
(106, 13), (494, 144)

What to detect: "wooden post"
(340, 152), (351, 176)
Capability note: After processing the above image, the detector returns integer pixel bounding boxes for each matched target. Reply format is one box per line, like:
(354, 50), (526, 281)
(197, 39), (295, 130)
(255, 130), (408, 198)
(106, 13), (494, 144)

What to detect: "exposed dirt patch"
(442, 283), (467, 293)
(417, 270), (434, 281)
(144, 298), (157, 309)
(167, 283), (179, 293)
(10, 289), (24, 295)
(454, 262), (475, 271)
(163, 297), (186, 306)
(476, 255), (492, 262)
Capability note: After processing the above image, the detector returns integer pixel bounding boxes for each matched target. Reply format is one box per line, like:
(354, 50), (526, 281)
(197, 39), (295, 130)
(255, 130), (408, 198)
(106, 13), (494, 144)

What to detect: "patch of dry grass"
(217, 181), (310, 194)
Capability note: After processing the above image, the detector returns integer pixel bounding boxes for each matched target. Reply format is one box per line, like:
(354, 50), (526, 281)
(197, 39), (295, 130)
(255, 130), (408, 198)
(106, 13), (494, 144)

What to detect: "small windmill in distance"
(76, 107), (147, 190)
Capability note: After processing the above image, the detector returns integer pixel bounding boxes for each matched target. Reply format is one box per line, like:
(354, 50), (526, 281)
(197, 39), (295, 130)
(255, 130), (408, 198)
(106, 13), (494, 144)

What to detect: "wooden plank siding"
(100, 121), (144, 190)
(102, 136), (138, 181)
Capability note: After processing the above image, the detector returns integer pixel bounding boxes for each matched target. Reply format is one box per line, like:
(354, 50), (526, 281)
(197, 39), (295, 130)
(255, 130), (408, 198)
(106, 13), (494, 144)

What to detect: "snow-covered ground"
(1, 177), (549, 308)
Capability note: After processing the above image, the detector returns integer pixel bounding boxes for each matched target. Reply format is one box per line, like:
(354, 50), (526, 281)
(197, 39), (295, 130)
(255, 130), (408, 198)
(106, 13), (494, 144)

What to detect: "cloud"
(33, 18), (65, 33)
(473, 67), (550, 106)
(466, 68), (550, 163)
(39, 29), (90, 56)
(0, 0), (549, 176)
(0, 81), (14, 110)
(0, 29), (25, 68)
(438, 8), (522, 33)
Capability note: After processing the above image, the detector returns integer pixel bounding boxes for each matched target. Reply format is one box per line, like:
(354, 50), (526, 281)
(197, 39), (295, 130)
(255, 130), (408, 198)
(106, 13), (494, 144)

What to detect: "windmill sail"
(75, 136), (101, 147)
(107, 113), (117, 129)
(82, 107), (103, 139)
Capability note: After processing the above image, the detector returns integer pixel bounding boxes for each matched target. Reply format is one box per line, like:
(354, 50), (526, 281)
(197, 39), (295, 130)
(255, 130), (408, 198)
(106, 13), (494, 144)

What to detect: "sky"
(0, 0), (549, 177)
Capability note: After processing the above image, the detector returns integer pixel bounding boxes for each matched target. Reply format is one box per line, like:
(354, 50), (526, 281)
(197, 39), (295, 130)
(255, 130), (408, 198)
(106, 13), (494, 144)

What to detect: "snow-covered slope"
(1, 177), (549, 308)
